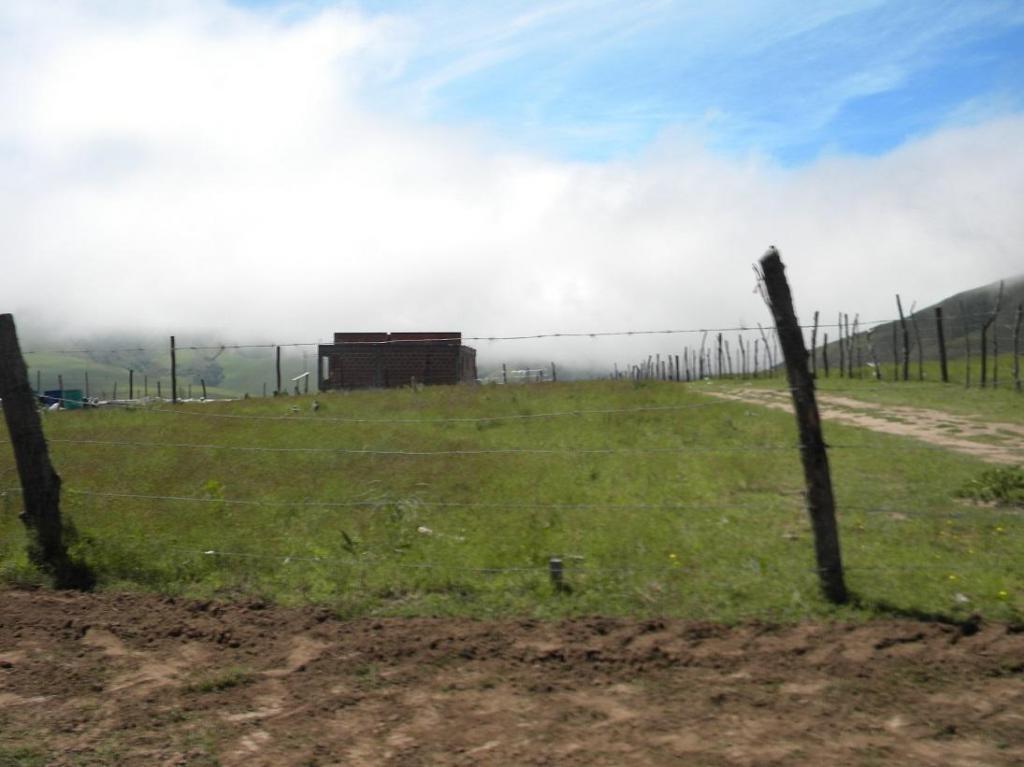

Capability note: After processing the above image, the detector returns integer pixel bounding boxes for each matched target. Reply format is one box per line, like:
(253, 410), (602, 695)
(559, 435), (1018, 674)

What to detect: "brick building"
(317, 332), (477, 390)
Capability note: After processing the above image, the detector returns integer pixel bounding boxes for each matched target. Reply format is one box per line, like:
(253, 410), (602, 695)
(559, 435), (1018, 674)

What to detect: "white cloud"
(1, 2), (1022, 369)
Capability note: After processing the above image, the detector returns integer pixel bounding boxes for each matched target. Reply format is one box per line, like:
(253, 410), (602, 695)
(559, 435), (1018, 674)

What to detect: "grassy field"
(1, 379), (1020, 622)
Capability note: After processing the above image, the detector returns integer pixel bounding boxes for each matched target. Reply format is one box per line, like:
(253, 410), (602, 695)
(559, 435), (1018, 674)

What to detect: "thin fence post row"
(0, 314), (93, 589)
(757, 248), (847, 605)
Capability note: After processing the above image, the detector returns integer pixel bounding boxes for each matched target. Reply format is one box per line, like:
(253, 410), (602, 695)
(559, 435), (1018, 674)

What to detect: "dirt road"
(2, 590), (1023, 766)
(707, 388), (1024, 465)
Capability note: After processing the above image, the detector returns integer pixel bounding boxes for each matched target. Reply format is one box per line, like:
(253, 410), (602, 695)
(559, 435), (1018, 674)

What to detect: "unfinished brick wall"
(317, 332), (477, 390)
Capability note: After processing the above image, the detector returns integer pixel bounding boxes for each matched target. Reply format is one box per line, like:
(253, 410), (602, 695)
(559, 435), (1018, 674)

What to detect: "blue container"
(41, 389), (84, 409)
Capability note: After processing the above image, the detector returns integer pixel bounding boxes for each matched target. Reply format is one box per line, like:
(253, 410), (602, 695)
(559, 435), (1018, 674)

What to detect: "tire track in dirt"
(707, 388), (1024, 465)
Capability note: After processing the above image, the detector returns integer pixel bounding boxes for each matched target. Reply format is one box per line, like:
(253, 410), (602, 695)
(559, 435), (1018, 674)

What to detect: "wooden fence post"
(935, 307), (949, 383)
(275, 346), (282, 395)
(896, 295), (910, 381)
(866, 329), (881, 380)
(810, 311), (819, 378)
(1013, 303), (1022, 393)
(757, 249), (847, 605)
(960, 301), (971, 388)
(170, 336), (178, 404)
(0, 315), (93, 589)
(845, 313), (853, 377)
(129, 369), (134, 400)
(837, 313), (845, 378)
(891, 322), (899, 382)
(980, 281), (1004, 389)
(909, 307), (923, 381)
(201, 378), (207, 400)
(822, 333), (829, 377)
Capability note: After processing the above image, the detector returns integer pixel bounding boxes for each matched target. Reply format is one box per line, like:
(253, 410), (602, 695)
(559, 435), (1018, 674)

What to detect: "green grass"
(185, 666), (254, 693)
(1, 380), (1021, 622)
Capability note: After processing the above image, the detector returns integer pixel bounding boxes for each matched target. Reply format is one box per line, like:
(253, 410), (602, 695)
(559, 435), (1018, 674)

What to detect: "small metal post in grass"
(757, 247), (847, 605)
(549, 557), (566, 593)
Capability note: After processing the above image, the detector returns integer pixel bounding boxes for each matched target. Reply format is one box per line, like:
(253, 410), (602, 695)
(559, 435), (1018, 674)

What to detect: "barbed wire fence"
(1, 257), (1021, 613)
(19, 301), (1021, 402)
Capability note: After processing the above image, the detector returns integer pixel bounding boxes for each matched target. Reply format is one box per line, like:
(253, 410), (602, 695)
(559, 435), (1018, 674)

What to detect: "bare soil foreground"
(708, 388), (1024, 465)
(2, 591), (1024, 766)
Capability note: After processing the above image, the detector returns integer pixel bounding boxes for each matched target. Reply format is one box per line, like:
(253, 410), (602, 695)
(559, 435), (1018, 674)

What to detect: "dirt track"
(2, 590), (1023, 766)
(708, 388), (1024, 465)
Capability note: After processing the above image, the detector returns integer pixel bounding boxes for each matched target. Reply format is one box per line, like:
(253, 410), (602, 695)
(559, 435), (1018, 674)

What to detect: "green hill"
(815, 274), (1024, 382)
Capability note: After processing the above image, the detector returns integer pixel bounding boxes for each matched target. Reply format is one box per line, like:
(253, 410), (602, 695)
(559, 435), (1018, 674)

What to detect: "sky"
(1, 0), (1022, 367)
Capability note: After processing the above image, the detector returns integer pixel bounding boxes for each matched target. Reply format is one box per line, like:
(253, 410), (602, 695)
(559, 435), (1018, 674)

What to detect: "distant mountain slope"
(824, 275), (1024, 365)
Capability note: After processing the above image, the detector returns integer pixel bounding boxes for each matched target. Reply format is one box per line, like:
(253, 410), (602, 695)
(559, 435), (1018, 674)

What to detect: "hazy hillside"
(818, 275), (1024, 371)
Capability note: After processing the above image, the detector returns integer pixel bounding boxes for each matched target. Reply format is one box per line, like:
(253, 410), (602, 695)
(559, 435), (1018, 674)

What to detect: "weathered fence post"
(170, 336), (178, 404)
(837, 313), (845, 378)
(896, 295), (910, 381)
(845, 313), (854, 378)
(129, 369), (134, 400)
(810, 311), (819, 378)
(891, 322), (899, 382)
(822, 333), (829, 377)
(1012, 303), (1022, 393)
(0, 315), (93, 589)
(201, 378), (207, 400)
(960, 301), (971, 388)
(980, 281), (1004, 389)
(551, 362), (557, 383)
(935, 307), (949, 383)
(758, 249), (847, 605)
(867, 329), (881, 380)
(275, 345), (282, 395)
